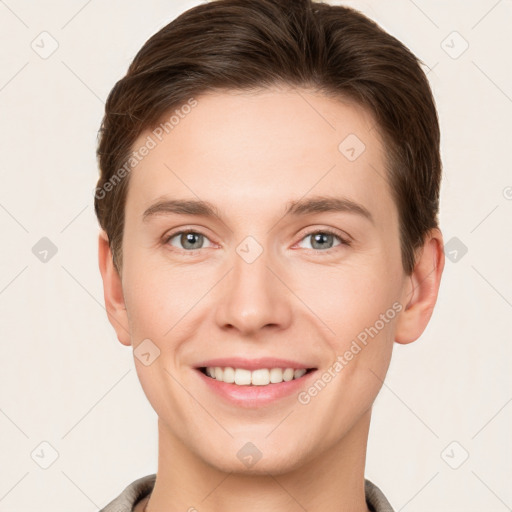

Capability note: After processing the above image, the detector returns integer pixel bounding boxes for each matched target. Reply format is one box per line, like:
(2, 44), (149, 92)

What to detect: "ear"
(394, 228), (445, 344)
(98, 230), (131, 346)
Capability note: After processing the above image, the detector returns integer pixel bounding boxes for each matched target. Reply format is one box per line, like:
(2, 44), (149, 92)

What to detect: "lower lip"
(195, 368), (317, 408)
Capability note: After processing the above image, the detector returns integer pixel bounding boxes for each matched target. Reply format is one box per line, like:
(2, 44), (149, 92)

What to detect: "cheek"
(122, 258), (212, 341)
(302, 270), (399, 417)
(302, 261), (402, 370)
(123, 279), (173, 339)
(308, 260), (401, 324)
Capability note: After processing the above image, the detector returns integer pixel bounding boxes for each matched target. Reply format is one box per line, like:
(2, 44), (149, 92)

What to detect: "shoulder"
(364, 478), (395, 512)
(99, 474), (156, 512)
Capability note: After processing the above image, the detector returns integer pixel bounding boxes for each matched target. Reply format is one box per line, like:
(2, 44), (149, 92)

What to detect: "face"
(112, 87), (413, 473)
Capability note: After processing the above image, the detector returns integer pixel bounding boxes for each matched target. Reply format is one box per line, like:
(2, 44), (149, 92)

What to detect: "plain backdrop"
(0, 1), (511, 511)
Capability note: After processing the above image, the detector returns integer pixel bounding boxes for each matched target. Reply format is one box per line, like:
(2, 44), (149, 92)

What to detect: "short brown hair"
(95, 0), (441, 275)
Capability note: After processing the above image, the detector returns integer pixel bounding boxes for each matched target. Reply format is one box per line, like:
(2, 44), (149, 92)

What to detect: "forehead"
(125, 87), (395, 226)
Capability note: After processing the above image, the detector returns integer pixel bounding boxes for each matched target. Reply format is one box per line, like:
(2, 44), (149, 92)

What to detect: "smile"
(200, 366), (316, 386)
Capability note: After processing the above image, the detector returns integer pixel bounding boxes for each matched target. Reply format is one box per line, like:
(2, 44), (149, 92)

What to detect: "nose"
(214, 245), (293, 336)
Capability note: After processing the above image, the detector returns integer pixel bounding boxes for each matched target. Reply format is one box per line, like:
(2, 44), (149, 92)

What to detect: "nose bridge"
(214, 237), (292, 334)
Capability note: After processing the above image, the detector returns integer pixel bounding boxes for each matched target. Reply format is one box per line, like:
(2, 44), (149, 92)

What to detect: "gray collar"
(100, 474), (395, 512)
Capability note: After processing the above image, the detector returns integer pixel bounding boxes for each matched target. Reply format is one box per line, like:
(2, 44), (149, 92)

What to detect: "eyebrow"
(142, 195), (374, 224)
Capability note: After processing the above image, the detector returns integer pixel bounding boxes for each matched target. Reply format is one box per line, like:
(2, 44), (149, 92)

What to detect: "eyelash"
(162, 228), (352, 255)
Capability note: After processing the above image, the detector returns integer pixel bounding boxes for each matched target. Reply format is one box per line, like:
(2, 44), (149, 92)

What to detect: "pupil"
(312, 233), (332, 249)
(183, 232), (202, 249)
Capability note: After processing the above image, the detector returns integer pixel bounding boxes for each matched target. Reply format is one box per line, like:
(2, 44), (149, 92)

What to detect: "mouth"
(193, 359), (319, 407)
(197, 366), (317, 386)
(194, 364), (318, 408)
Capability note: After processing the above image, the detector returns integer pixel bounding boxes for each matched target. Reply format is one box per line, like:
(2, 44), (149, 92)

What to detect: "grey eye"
(167, 231), (213, 250)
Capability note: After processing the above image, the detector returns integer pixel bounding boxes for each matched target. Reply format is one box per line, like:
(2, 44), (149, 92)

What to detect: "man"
(95, 1), (444, 510)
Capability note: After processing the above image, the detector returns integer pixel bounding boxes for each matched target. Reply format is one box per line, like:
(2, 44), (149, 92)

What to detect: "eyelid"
(163, 227), (216, 252)
(294, 227), (352, 251)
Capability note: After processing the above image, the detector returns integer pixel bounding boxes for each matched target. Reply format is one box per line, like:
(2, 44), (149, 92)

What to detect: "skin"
(98, 87), (444, 512)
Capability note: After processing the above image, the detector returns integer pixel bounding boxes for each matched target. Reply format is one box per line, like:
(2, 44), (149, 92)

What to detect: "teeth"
(204, 367), (308, 385)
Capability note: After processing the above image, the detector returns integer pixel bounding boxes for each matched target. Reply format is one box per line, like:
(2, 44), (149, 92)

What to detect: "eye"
(164, 230), (214, 251)
(296, 229), (351, 251)
(162, 228), (351, 253)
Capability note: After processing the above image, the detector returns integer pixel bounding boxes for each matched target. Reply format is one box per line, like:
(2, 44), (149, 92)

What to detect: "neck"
(143, 409), (373, 512)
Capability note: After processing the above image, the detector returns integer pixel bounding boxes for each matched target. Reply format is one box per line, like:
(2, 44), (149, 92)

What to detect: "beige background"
(0, 0), (511, 510)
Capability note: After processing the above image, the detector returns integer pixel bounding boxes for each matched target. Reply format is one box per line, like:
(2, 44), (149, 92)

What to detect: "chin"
(199, 442), (308, 476)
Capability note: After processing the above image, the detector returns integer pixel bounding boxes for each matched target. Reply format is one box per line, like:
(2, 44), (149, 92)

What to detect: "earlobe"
(97, 230), (132, 346)
(394, 228), (445, 344)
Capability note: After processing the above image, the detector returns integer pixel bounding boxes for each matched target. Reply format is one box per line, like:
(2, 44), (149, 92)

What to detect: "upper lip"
(195, 357), (316, 371)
